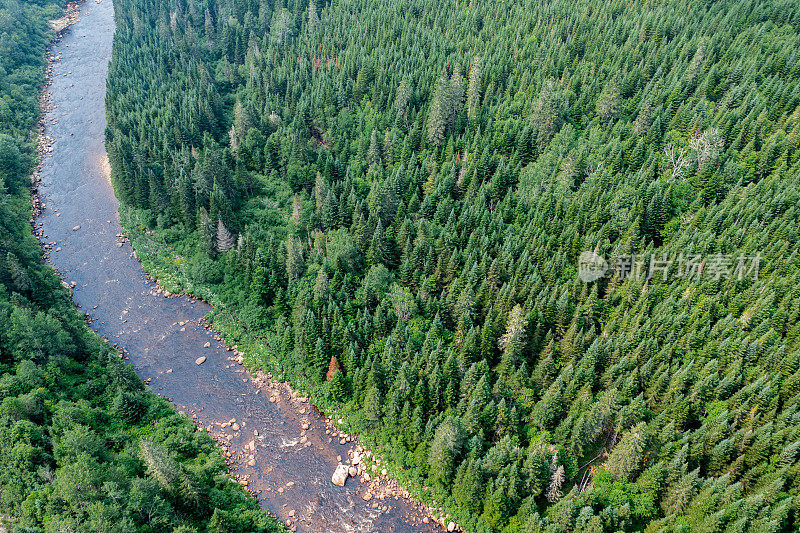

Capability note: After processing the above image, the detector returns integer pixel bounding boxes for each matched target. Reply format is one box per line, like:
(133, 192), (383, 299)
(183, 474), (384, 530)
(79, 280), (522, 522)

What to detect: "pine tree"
(530, 79), (565, 150)
(499, 304), (528, 375)
(367, 220), (388, 266)
(139, 439), (180, 490)
(466, 57), (482, 120)
(216, 218), (235, 252)
(395, 79), (412, 115)
(633, 100), (653, 136)
(607, 423), (647, 479)
(363, 386), (383, 423)
(483, 479), (511, 527)
(447, 66), (465, 128)
(596, 81), (621, 122)
(6, 253), (30, 293)
(198, 208), (215, 257)
(428, 417), (465, 486)
(307, 0), (319, 35)
(546, 463), (565, 503)
(285, 237), (304, 280)
(454, 455), (483, 513)
(368, 129), (382, 166)
(313, 337), (328, 382)
(314, 172), (327, 221)
(427, 76), (448, 146)
(329, 369), (347, 401)
(662, 468), (700, 515)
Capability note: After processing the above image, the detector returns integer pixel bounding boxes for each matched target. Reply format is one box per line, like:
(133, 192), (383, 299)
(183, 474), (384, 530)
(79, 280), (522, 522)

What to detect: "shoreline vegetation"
(1, 0), (285, 531)
(120, 206), (461, 531)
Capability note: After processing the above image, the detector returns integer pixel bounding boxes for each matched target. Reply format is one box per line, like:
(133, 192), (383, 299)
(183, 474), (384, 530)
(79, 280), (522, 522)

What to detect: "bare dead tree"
(665, 145), (692, 181)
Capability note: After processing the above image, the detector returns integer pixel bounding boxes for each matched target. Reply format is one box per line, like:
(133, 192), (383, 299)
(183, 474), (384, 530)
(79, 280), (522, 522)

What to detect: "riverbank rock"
(331, 464), (349, 486)
(195, 356), (207, 365)
(448, 521), (456, 531)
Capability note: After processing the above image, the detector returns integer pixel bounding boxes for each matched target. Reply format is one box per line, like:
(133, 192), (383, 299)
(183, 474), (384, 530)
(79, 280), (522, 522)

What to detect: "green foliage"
(106, 0), (800, 529)
(428, 417), (465, 487)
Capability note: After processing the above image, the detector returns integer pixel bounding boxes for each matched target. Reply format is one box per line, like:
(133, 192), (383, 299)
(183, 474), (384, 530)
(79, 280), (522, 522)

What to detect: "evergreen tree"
(216, 218), (236, 252)
(427, 76), (448, 147)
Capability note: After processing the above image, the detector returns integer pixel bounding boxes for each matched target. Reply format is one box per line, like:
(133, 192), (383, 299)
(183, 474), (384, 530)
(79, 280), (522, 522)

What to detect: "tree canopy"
(105, 0), (800, 530)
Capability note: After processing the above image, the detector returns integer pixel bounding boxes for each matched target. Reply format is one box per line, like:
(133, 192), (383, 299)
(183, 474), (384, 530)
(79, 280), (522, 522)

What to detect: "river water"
(36, 1), (441, 531)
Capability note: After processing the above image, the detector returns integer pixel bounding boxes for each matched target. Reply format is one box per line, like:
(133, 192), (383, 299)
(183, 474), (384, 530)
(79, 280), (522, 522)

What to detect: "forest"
(105, 0), (800, 531)
(0, 0), (282, 531)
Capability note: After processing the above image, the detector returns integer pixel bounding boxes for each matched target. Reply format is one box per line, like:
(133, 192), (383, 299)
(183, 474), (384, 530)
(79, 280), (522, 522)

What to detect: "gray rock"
(331, 464), (349, 486)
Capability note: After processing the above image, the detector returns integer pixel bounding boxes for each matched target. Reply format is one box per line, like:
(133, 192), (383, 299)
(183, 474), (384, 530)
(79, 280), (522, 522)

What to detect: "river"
(35, 1), (442, 531)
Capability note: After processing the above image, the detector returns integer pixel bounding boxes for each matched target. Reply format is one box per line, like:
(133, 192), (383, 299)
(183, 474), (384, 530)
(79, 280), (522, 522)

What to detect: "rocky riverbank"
(123, 244), (459, 530)
(32, 0), (85, 252)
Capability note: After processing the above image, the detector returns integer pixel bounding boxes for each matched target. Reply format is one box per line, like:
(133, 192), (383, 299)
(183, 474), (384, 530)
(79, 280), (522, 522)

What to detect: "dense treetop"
(107, 0), (800, 530)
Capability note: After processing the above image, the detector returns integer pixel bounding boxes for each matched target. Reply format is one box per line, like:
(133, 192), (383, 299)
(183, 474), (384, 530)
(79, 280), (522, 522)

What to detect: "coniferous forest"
(0, 1), (282, 531)
(102, 0), (800, 530)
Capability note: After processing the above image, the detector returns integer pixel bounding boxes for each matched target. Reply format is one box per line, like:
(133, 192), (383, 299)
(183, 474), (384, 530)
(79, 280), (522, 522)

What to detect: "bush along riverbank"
(119, 204), (461, 531)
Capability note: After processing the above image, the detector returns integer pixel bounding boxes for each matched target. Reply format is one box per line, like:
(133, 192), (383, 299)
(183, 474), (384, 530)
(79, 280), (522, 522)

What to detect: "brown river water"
(35, 1), (443, 531)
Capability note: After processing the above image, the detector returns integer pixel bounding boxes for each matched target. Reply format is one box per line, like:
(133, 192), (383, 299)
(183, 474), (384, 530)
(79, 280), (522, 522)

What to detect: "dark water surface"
(36, 2), (440, 531)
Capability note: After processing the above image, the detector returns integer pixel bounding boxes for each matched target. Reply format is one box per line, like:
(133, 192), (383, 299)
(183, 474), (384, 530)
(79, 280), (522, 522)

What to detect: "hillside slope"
(106, 0), (800, 530)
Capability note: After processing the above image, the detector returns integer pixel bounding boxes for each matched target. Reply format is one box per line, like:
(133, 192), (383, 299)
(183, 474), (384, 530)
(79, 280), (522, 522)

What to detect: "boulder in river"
(331, 464), (349, 486)
(195, 356), (207, 365)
